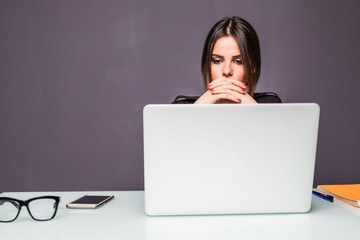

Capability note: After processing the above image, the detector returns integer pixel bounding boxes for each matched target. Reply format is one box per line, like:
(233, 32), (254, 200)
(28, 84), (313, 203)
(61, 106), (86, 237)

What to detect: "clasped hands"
(195, 78), (258, 104)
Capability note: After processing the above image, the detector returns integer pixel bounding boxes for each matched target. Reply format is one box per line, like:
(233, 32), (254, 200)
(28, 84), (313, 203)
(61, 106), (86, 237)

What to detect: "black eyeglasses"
(0, 196), (60, 222)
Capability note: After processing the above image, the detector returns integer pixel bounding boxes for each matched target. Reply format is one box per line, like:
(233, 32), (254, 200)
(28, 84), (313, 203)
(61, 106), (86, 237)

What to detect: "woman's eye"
(211, 58), (222, 64)
(234, 59), (243, 65)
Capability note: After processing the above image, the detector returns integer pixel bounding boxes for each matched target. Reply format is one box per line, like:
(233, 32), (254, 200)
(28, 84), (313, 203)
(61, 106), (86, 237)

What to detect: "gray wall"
(1, 0), (359, 192)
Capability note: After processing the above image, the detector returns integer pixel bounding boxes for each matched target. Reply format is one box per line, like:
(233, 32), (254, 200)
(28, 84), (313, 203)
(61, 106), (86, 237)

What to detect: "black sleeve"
(171, 95), (199, 104)
(253, 92), (282, 103)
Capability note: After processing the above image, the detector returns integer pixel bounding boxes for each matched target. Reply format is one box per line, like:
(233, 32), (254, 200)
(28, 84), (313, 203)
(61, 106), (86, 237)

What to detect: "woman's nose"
(223, 63), (233, 77)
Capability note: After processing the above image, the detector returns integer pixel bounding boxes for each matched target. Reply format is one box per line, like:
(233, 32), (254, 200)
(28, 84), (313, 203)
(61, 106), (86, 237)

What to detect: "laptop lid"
(143, 104), (320, 215)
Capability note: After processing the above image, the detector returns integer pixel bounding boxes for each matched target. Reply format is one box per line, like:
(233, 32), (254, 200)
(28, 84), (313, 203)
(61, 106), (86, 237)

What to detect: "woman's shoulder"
(253, 92), (282, 103)
(172, 92), (282, 104)
(171, 95), (199, 104)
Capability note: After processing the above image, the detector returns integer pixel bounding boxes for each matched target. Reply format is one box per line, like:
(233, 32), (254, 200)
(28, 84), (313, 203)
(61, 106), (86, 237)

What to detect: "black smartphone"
(66, 195), (114, 209)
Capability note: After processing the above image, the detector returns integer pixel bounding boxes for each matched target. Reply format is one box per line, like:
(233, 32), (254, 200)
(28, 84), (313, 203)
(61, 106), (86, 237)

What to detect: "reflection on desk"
(146, 214), (311, 240)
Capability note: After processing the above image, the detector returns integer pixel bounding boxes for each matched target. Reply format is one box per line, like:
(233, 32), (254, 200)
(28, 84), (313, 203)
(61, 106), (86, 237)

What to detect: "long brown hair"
(201, 17), (261, 96)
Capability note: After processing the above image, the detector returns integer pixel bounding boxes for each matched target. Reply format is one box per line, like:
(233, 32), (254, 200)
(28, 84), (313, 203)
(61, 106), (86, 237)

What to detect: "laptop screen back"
(143, 104), (320, 215)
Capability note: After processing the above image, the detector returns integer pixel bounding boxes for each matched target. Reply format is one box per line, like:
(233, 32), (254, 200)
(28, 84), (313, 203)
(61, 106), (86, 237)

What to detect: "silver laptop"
(143, 104), (320, 216)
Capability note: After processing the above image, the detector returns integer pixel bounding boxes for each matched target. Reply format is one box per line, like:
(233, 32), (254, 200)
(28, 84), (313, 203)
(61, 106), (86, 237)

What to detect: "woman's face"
(210, 36), (245, 83)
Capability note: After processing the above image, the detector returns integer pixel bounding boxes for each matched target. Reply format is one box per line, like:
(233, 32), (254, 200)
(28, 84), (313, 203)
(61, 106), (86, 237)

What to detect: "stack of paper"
(317, 184), (360, 208)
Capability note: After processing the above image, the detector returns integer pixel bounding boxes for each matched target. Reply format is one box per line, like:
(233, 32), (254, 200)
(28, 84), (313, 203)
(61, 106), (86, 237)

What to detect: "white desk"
(0, 191), (359, 240)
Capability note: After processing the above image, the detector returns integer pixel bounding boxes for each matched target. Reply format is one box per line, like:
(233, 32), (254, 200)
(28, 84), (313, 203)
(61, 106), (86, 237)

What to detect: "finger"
(209, 78), (247, 90)
(211, 88), (244, 98)
(208, 78), (228, 89)
(210, 89), (243, 103)
(227, 79), (247, 89)
(214, 93), (242, 103)
(211, 85), (246, 94)
(209, 78), (246, 88)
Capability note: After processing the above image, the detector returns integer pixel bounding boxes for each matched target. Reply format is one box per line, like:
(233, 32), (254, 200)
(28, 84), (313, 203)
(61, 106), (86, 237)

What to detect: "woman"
(173, 16), (281, 104)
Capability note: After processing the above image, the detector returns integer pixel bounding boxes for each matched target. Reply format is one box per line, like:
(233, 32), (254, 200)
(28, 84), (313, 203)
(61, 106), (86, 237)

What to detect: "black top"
(171, 92), (282, 104)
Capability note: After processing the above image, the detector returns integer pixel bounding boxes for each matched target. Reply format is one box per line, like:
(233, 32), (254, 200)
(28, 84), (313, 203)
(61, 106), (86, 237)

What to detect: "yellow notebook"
(317, 184), (360, 207)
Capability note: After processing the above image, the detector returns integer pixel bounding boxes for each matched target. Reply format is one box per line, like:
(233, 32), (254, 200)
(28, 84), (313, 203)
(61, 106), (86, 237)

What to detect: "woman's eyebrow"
(211, 54), (242, 59)
(211, 54), (224, 59)
(232, 54), (242, 59)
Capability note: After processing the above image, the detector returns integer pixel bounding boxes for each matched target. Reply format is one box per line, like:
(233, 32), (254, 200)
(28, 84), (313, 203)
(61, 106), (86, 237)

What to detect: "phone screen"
(71, 195), (111, 204)
(66, 195), (114, 208)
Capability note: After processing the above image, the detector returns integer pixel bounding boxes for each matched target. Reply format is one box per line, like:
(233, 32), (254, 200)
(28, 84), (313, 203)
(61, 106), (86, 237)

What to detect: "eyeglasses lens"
(0, 200), (20, 222)
(28, 198), (57, 221)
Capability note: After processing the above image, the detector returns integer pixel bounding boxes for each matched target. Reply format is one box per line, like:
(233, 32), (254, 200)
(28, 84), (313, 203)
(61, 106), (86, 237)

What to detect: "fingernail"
(242, 89), (246, 93)
(211, 90), (214, 93)
(237, 98), (241, 102)
(244, 83), (247, 87)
